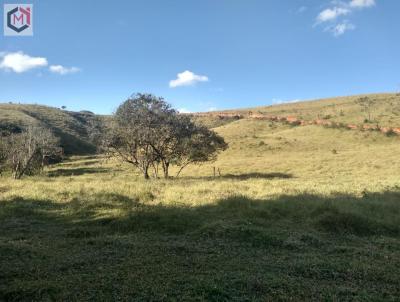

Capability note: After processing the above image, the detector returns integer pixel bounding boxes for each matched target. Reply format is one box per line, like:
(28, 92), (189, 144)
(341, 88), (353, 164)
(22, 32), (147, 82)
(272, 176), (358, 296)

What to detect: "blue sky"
(0, 0), (399, 114)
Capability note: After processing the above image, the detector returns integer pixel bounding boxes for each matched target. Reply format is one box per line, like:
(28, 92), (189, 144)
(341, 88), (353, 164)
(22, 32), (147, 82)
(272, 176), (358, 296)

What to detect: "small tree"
(6, 127), (60, 179)
(106, 93), (228, 179)
(105, 94), (166, 179)
(356, 97), (375, 122)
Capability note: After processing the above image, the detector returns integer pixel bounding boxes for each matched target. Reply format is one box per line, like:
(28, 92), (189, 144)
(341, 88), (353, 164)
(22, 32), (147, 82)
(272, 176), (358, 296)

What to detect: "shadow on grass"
(47, 167), (109, 177)
(1, 191), (400, 301)
(221, 172), (293, 180)
(183, 172), (294, 181)
(58, 159), (101, 168)
(1, 190), (400, 239)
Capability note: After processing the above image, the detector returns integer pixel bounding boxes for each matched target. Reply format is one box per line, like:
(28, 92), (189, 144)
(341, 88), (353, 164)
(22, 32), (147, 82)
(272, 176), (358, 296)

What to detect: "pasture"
(1, 119), (400, 301)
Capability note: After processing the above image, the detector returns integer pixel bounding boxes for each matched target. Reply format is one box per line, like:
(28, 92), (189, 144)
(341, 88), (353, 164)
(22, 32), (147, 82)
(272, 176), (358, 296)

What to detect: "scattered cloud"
(349, 0), (375, 8)
(326, 21), (356, 36)
(315, 0), (376, 36)
(49, 65), (81, 75)
(0, 51), (48, 73)
(272, 99), (301, 105)
(208, 107), (217, 112)
(177, 108), (192, 114)
(0, 51), (81, 75)
(169, 70), (209, 88)
(317, 7), (350, 23)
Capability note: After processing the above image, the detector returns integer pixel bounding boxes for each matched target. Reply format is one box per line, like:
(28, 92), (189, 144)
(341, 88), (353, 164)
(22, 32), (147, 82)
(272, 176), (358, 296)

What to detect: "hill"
(0, 103), (105, 155)
(192, 93), (400, 131)
(1, 92), (399, 156)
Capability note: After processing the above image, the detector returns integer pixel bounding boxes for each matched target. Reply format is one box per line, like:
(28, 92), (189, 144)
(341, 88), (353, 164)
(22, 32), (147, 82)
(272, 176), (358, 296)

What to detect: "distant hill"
(0, 104), (106, 155)
(192, 93), (400, 129)
(2, 93), (399, 155)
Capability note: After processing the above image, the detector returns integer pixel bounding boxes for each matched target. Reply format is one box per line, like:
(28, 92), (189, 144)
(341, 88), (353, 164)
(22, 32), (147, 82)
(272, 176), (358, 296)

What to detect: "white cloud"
(316, 7), (350, 23)
(49, 65), (80, 75)
(327, 22), (356, 36)
(0, 51), (48, 73)
(177, 108), (192, 114)
(272, 99), (301, 105)
(169, 70), (209, 88)
(208, 107), (217, 112)
(315, 0), (375, 36)
(349, 0), (375, 8)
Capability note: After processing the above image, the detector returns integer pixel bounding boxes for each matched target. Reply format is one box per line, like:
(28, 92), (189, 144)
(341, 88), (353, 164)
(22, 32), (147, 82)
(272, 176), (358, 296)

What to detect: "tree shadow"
(221, 172), (294, 180)
(183, 172), (294, 181)
(1, 190), (399, 237)
(47, 167), (109, 177)
(59, 159), (101, 167)
(1, 190), (400, 300)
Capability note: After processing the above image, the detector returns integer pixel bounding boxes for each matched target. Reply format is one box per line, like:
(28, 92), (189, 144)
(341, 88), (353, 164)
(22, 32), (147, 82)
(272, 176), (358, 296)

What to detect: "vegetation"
(0, 137), (6, 174)
(106, 94), (227, 179)
(1, 94), (400, 300)
(2, 126), (60, 179)
(356, 96), (376, 122)
(0, 103), (104, 155)
(212, 93), (400, 127)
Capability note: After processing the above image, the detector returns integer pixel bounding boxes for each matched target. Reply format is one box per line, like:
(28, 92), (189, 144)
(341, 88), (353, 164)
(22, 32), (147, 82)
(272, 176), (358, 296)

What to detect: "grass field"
(1, 117), (400, 301)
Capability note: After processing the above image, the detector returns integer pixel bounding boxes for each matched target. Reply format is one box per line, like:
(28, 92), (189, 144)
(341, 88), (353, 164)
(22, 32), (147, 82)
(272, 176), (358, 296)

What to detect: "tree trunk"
(13, 162), (21, 179)
(162, 161), (169, 179)
(142, 163), (150, 180)
(152, 162), (159, 178)
(144, 164), (150, 179)
(176, 161), (192, 178)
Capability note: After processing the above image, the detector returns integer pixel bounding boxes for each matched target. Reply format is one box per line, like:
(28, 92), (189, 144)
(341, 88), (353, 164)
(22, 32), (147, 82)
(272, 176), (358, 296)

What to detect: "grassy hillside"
(196, 93), (400, 128)
(1, 93), (399, 156)
(1, 117), (399, 300)
(0, 104), (101, 155)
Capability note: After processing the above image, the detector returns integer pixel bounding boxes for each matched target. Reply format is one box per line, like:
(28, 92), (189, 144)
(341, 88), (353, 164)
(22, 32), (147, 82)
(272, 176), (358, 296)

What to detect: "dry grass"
(1, 117), (400, 301)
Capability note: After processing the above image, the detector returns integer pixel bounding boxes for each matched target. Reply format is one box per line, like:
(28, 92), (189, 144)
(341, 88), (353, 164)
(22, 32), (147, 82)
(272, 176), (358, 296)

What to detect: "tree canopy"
(106, 93), (227, 179)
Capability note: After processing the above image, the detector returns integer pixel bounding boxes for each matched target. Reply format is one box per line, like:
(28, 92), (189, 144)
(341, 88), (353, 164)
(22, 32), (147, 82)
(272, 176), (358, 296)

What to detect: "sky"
(0, 0), (399, 114)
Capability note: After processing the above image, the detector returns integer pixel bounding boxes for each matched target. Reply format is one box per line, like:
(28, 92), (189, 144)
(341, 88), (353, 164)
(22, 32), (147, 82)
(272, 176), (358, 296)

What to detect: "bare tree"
(6, 127), (60, 179)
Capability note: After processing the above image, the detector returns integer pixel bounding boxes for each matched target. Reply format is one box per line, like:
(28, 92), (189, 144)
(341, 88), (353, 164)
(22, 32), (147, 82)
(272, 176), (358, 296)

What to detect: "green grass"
(0, 104), (100, 154)
(1, 104), (400, 301)
(1, 192), (400, 301)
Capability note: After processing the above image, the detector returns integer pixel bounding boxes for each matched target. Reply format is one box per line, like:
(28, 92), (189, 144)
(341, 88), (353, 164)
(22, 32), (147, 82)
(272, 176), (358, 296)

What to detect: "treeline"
(0, 93), (228, 180)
